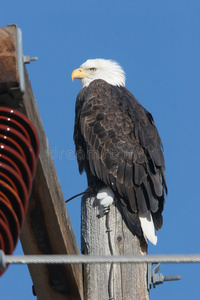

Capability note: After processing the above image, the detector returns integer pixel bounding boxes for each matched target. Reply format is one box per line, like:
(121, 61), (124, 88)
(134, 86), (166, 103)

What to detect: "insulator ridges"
(0, 107), (40, 275)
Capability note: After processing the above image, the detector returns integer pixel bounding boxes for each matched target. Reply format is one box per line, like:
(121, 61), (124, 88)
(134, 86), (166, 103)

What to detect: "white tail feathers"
(139, 212), (157, 245)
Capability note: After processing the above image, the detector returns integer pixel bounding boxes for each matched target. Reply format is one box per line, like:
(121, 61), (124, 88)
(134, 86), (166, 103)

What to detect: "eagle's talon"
(99, 205), (110, 217)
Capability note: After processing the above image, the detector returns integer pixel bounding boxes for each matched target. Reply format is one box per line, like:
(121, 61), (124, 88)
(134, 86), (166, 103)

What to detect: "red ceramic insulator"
(0, 107), (40, 159)
(0, 107), (40, 275)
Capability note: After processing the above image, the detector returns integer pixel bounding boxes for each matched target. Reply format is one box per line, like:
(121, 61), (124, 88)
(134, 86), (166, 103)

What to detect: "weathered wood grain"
(0, 25), (19, 93)
(81, 195), (149, 300)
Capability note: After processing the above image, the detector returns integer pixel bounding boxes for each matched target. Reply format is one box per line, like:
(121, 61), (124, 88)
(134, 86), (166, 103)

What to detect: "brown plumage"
(74, 78), (167, 239)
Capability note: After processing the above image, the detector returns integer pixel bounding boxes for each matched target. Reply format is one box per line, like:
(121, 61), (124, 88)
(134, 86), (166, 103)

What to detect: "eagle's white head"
(71, 58), (126, 88)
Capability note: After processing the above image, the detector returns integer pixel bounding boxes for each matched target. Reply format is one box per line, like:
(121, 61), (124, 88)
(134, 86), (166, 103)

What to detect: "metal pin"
(23, 56), (38, 64)
(147, 263), (181, 290)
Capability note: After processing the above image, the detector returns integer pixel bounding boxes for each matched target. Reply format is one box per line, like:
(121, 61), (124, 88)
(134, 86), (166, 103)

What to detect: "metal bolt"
(23, 56), (38, 64)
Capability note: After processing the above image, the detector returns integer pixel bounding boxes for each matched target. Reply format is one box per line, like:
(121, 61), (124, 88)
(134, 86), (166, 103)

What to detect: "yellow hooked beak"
(71, 68), (89, 81)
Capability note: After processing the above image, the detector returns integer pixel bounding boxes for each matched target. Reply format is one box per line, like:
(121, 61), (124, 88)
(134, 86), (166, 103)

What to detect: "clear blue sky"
(1, 1), (200, 299)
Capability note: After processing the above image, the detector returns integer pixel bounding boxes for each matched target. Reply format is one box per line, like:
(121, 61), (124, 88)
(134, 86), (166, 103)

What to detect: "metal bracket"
(147, 263), (181, 290)
(0, 250), (6, 271)
(7, 24), (38, 99)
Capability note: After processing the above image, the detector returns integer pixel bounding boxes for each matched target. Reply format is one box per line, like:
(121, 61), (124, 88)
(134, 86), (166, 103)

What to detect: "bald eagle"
(72, 59), (167, 245)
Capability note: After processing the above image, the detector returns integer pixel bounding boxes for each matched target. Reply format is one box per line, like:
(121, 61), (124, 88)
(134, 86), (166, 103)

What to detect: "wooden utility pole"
(0, 25), (83, 300)
(81, 194), (149, 300)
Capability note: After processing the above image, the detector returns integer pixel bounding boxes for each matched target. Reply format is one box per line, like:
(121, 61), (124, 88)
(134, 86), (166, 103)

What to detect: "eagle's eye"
(90, 68), (96, 72)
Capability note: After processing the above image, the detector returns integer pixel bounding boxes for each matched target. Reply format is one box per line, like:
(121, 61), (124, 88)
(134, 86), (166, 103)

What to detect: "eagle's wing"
(74, 80), (166, 235)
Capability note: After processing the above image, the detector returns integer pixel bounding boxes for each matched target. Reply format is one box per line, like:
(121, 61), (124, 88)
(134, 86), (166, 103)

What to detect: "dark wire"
(106, 210), (115, 300)
(65, 192), (85, 203)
